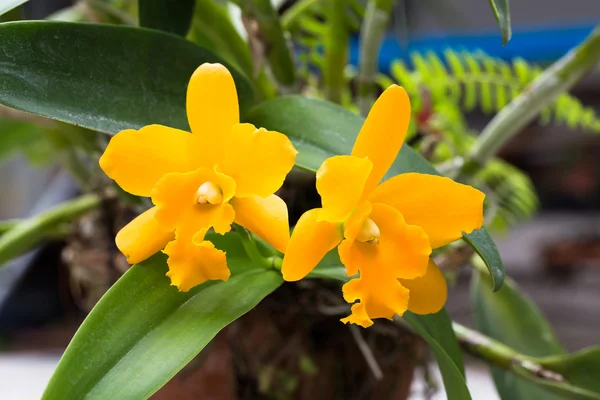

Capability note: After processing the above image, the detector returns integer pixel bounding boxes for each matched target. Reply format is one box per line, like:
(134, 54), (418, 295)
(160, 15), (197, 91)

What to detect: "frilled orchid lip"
(281, 84), (486, 328)
(100, 62), (297, 292)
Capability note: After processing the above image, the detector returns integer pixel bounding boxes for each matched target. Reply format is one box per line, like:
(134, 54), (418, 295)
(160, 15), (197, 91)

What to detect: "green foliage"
(138, 0), (195, 36)
(285, 0), (363, 105)
(404, 311), (471, 400)
(475, 158), (539, 232)
(389, 50), (600, 133)
(471, 264), (565, 400)
(0, 21), (253, 135)
(462, 228), (505, 291)
(42, 234), (283, 400)
(488, 0), (511, 45)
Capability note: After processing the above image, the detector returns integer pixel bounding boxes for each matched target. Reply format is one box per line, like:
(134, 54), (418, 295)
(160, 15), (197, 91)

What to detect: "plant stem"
(357, 0), (395, 116)
(0, 194), (101, 266)
(323, 0), (349, 104)
(281, 0), (320, 30)
(240, 0), (297, 87)
(459, 25), (600, 180)
(452, 323), (567, 384)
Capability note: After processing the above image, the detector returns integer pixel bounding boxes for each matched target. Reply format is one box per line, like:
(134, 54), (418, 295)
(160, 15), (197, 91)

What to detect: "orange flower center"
(195, 181), (224, 205)
(356, 218), (380, 244)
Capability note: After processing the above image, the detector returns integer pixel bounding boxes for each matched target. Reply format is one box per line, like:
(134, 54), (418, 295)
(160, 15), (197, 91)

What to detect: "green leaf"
(488, 0), (511, 45)
(404, 311), (471, 400)
(462, 228), (505, 291)
(138, 0), (195, 36)
(0, 0), (27, 17)
(0, 195), (100, 266)
(245, 96), (504, 290)
(245, 95), (436, 176)
(0, 21), (253, 134)
(471, 267), (565, 400)
(42, 233), (283, 400)
(188, 0), (254, 76)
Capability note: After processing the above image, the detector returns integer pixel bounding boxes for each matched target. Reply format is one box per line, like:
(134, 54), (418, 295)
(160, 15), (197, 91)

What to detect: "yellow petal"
(99, 125), (191, 197)
(186, 64), (239, 167)
(281, 209), (343, 281)
(230, 195), (290, 253)
(369, 173), (485, 248)
(152, 168), (236, 235)
(315, 156), (372, 223)
(400, 259), (448, 315)
(164, 228), (230, 292)
(219, 123), (297, 198)
(115, 207), (174, 264)
(340, 243), (410, 327)
(351, 85), (411, 197)
(342, 201), (372, 245)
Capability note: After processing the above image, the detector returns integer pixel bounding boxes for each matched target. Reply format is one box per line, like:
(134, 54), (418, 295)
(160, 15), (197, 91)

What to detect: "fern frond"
(387, 50), (600, 133)
(475, 158), (539, 232)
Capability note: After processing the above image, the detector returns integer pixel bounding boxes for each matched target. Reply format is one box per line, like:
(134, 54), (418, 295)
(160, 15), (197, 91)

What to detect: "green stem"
(233, 223), (271, 269)
(452, 323), (568, 385)
(323, 0), (349, 104)
(357, 0), (395, 116)
(460, 25), (600, 180)
(0, 194), (101, 265)
(240, 0), (297, 87)
(281, 0), (320, 30)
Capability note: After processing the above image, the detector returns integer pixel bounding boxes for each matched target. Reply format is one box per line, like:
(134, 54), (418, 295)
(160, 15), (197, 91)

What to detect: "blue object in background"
(349, 23), (597, 72)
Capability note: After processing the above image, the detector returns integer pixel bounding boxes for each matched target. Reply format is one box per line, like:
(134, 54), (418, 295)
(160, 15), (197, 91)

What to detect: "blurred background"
(1, 0), (599, 399)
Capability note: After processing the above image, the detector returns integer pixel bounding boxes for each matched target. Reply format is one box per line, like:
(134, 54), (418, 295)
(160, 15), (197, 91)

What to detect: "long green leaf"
(404, 311), (471, 400)
(138, 0), (195, 36)
(0, 0), (27, 17)
(538, 347), (600, 398)
(42, 233), (283, 400)
(0, 21), (253, 134)
(245, 95), (504, 289)
(488, 0), (511, 45)
(471, 267), (565, 399)
(309, 255), (470, 400)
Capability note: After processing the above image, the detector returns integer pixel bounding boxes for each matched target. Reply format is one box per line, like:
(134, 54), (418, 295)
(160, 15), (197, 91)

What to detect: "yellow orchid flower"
(100, 63), (297, 291)
(281, 85), (484, 327)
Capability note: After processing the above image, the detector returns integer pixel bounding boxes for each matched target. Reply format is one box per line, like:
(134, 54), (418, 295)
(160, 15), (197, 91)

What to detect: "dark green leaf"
(404, 311), (471, 400)
(245, 95), (436, 176)
(471, 268), (565, 400)
(488, 0), (511, 45)
(138, 0), (195, 36)
(462, 228), (505, 291)
(0, 21), (253, 134)
(42, 233), (282, 400)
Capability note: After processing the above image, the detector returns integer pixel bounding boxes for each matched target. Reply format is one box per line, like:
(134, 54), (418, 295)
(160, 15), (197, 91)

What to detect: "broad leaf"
(471, 268), (565, 399)
(488, 0), (511, 45)
(462, 228), (505, 291)
(404, 311), (471, 400)
(42, 233), (282, 400)
(0, 0), (27, 17)
(310, 254), (470, 400)
(245, 95), (504, 290)
(138, 0), (195, 36)
(0, 21), (253, 134)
